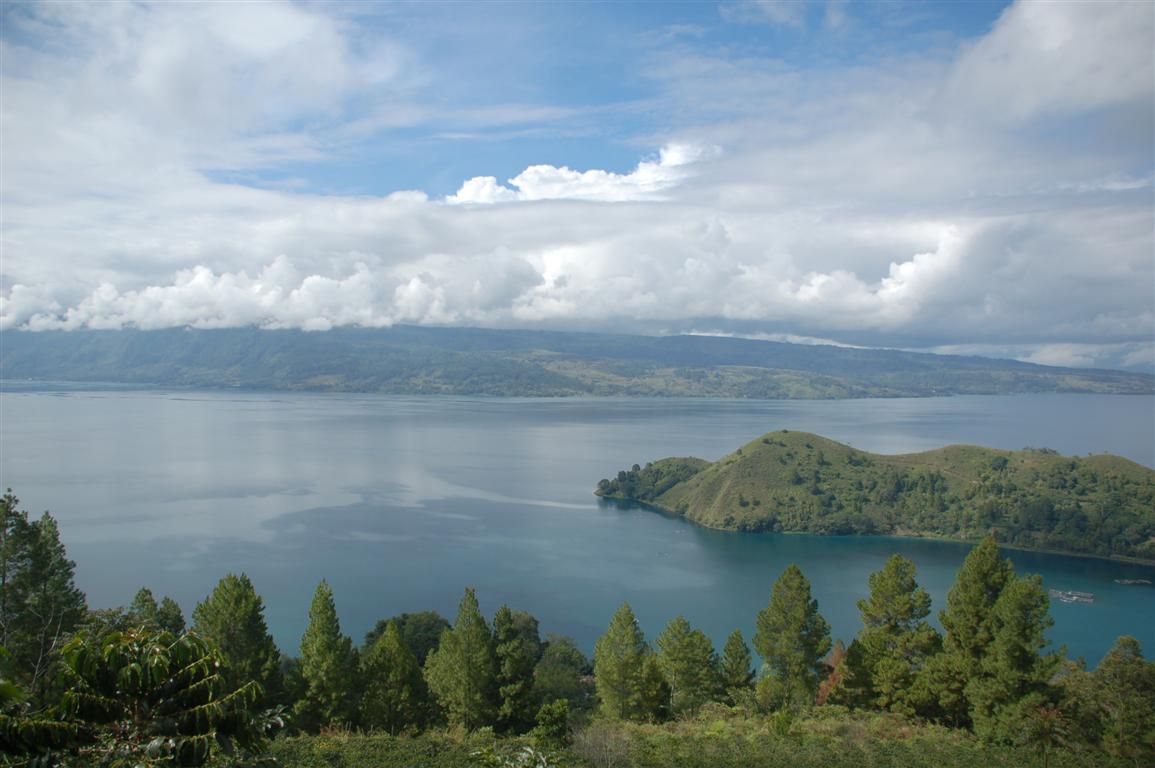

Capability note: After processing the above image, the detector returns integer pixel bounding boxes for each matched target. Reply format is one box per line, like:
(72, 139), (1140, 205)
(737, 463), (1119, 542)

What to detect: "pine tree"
(192, 573), (282, 707)
(720, 629), (755, 699)
(493, 605), (543, 733)
(843, 555), (941, 715)
(655, 615), (720, 715)
(1091, 636), (1155, 763)
(593, 602), (649, 720)
(156, 596), (186, 635)
(360, 620), (426, 735)
(918, 535), (1015, 726)
(753, 564), (831, 710)
(295, 580), (357, 731)
(968, 574), (1058, 742)
(128, 588), (186, 635)
(424, 587), (497, 730)
(0, 495), (86, 699)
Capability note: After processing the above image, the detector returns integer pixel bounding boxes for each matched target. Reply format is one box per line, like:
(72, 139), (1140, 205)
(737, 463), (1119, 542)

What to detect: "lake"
(1, 387), (1152, 666)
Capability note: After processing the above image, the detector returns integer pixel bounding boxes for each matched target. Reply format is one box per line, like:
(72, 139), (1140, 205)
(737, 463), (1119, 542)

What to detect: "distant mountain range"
(596, 430), (1155, 562)
(1, 326), (1151, 398)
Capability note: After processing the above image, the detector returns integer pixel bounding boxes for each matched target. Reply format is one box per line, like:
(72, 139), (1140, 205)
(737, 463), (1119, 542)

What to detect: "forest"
(2, 490), (1153, 768)
(596, 431), (1155, 562)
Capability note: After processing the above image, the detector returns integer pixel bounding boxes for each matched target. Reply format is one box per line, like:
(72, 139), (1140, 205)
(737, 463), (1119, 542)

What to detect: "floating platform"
(1114, 578), (1152, 585)
(1049, 589), (1094, 604)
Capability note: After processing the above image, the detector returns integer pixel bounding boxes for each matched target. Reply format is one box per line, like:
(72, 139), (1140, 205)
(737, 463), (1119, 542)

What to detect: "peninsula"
(596, 431), (1155, 562)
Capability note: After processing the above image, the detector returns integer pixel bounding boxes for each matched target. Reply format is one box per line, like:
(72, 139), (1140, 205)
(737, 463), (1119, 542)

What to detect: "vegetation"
(597, 430), (1155, 561)
(4, 326), (1152, 398)
(3, 492), (1154, 768)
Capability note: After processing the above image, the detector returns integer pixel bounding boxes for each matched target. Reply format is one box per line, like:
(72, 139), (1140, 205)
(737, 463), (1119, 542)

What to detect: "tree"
(593, 602), (649, 721)
(1090, 636), (1155, 762)
(842, 555), (941, 715)
(754, 564), (831, 710)
(364, 611), (450, 665)
(295, 580), (357, 731)
(129, 588), (186, 635)
(55, 627), (274, 766)
(360, 620), (426, 735)
(493, 605), (543, 733)
(192, 573), (282, 708)
(424, 587), (497, 731)
(967, 574), (1058, 742)
(0, 493), (86, 700)
(719, 629), (755, 698)
(532, 634), (592, 714)
(918, 534), (1015, 726)
(655, 616), (720, 715)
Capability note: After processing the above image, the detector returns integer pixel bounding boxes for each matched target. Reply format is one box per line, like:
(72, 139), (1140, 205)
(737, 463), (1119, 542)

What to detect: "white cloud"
(446, 143), (713, 204)
(1, 0), (1152, 370)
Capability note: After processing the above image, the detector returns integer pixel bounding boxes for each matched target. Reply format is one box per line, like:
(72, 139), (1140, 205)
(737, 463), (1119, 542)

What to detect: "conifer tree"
(295, 580), (357, 731)
(156, 596), (186, 635)
(360, 620), (426, 735)
(532, 634), (591, 713)
(1091, 636), (1155, 763)
(493, 605), (543, 733)
(593, 602), (649, 720)
(754, 564), (831, 710)
(843, 555), (941, 715)
(0, 494), (86, 699)
(967, 574), (1058, 742)
(655, 615), (720, 715)
(917, 535), (1015, 725)
(424, 587), (497, 730)
(129, 588), (185, 635)
(192, 573), (282, 707)
(720, 629), (755, 697)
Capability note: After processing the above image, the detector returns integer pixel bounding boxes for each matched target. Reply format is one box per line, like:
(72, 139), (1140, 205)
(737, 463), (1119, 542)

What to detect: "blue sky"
(1, 0), (1152, 370)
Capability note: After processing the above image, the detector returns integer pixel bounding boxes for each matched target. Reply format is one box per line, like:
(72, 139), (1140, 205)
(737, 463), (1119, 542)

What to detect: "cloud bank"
(1, 0), (1152, 370)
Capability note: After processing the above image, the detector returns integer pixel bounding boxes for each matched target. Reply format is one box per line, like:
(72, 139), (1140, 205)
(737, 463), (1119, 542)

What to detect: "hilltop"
(1, 326), (1152, 398)
(596, 431), (1155, 562)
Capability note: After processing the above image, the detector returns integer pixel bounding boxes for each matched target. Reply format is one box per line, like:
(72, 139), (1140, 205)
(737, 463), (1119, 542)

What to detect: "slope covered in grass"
(597, 431), (1155, 561)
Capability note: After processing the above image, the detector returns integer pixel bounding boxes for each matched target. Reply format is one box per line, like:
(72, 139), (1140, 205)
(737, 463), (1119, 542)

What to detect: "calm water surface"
(1, 388), (1152, 664)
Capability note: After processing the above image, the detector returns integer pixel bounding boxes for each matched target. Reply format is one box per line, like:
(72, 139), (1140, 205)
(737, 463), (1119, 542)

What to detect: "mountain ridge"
(1, 326), (1151, 398)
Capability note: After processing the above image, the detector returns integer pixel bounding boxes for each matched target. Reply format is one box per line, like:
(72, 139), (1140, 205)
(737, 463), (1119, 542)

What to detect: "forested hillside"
(2, 326), (1152, 398)
(4, 491), (1154, 767)
(597, 432), (1155, 561)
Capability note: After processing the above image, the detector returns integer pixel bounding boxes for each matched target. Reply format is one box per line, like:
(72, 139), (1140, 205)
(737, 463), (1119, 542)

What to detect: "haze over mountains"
(2, 327), (1151, 398)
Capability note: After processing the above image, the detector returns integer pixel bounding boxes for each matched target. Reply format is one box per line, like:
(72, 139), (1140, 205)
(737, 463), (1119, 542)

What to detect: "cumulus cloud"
(1, 0), (1152, 370)
(446, 143), (713, 204)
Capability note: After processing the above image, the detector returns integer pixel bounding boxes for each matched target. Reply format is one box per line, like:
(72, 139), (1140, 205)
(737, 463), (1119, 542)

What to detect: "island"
(596, 431), (1155, 563)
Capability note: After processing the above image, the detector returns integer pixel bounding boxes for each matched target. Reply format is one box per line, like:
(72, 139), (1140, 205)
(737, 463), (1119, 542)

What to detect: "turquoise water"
(0, 388), (1151, 664)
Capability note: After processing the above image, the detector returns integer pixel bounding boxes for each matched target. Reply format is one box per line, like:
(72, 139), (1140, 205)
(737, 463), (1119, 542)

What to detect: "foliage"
(754, 564), (831, 710)
(592, 603), (652, 721)
(0, 491), (87, 702)
(56, 627), (272, 767)
(1087, 636), (1155, 762)
(294, 580), (357, 732)
(654, 616), (720, 716)
(129, 588), (187, 635)
(719, 629), (754, 701)
(360, 620), (427, 735)
(363, 610), (450, 665)
(839, 555), (941, 715)
(531, 635), (593, 715)
(192, 573), (282, 708)
(599, 432), (1155, 561)
(424, 588), (498, 731)
(493, 606), (544, 734)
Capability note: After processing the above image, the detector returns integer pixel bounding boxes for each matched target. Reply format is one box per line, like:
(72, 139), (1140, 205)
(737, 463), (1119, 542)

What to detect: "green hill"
(596, 432), (1155, 562)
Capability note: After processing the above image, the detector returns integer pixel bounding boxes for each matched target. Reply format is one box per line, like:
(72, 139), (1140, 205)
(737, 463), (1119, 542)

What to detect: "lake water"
(1, 387), (1152, 666)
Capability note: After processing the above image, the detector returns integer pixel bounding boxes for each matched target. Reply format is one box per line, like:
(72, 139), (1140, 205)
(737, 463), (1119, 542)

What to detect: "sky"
(1, 0), (1153, 371)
